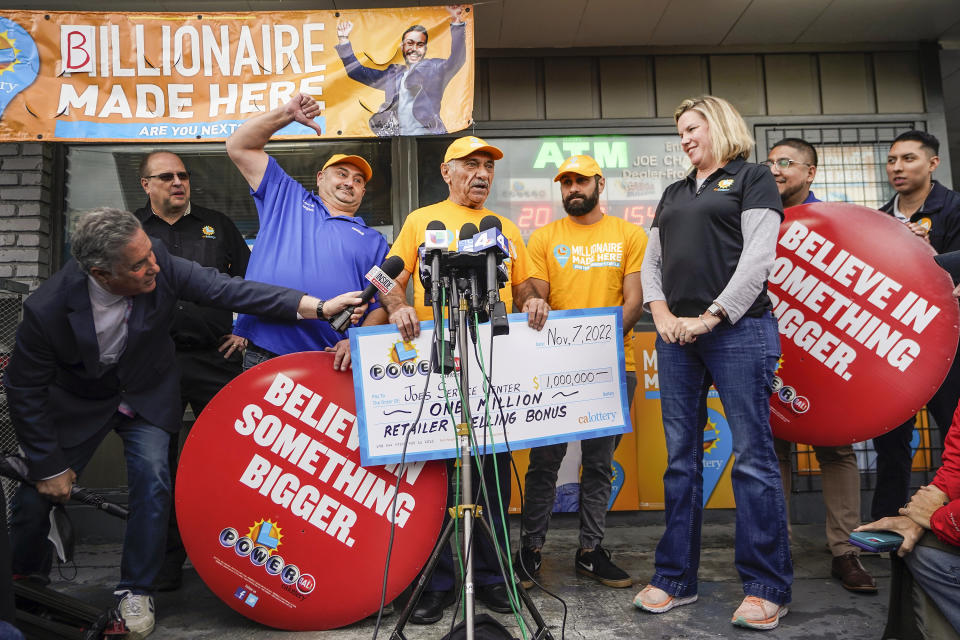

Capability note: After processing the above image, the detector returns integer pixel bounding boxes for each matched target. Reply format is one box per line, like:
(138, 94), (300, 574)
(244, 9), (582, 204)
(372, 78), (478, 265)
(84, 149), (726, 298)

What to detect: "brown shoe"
(831, 552), (877, 593)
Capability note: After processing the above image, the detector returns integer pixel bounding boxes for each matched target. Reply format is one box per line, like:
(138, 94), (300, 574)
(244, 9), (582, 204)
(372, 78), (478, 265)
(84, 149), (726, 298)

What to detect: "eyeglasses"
(143, 171), (190, 182)
(762, 159), (811, 170)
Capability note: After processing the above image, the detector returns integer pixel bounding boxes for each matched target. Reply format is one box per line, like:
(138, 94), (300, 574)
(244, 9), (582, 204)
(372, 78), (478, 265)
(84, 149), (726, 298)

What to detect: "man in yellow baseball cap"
(381, 135), (549, 623)
(226, 92), (390, 372)
(514, 153), (646, 590)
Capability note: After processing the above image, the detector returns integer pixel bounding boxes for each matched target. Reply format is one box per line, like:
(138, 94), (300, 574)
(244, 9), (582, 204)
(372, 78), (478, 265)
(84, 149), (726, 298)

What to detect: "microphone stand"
(452, 279), (477, 638)
(391, 261), (553, 640)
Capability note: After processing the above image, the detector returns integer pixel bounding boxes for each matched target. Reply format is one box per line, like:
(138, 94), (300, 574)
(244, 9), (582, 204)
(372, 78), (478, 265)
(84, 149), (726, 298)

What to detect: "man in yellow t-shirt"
(381, 135), (550, 624)
(515, 154), (646, 591)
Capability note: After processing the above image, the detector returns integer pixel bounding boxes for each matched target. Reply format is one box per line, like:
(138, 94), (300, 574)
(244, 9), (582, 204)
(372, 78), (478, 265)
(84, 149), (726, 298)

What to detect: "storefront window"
(417, 135), (684, 240)
(64, 140), (393, 259)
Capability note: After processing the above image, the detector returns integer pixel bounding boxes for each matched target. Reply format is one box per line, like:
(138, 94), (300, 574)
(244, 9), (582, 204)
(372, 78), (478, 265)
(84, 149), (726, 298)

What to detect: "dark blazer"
(3, 238), (303, 480)
(335, 22), (466, 135)
(135, 202), (250, 348)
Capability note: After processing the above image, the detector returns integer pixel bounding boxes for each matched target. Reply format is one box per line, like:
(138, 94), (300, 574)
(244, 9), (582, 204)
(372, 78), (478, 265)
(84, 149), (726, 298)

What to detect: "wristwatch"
(316, 299), (327, 321)
(706, 302), (726, 319)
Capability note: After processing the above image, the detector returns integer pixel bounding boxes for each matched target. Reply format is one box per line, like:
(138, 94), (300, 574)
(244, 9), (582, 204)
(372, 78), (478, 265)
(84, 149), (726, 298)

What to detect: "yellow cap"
(553, 155), (603, 181)
(322, 154), (373, 182)
(443, 136), (504, 163)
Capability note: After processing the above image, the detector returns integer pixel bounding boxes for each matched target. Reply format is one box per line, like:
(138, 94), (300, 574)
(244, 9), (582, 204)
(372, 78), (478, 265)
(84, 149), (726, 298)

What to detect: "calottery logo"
(202, 225), (216, 238)
(714, 179), (735, 192)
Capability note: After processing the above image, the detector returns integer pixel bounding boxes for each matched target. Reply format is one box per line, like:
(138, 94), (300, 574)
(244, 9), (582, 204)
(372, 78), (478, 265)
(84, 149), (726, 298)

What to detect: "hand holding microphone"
(330, 255), (406, 332)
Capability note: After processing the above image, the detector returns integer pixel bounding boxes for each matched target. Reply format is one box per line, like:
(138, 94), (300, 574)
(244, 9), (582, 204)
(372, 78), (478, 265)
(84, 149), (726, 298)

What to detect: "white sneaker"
(118, 591), (155, 639)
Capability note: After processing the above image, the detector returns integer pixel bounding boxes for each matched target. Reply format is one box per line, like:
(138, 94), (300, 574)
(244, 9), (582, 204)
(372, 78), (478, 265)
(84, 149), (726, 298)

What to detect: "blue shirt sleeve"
(252, 157), (324, 227)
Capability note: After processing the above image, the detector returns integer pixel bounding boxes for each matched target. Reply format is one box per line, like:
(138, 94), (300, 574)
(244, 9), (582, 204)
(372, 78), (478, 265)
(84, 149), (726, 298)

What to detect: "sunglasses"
(144, 171), (191, 182)
(762, 159), (811, 169)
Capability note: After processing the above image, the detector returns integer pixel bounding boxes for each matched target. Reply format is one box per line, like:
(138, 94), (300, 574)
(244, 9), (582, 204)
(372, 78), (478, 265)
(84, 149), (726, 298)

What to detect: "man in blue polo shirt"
(226, 93), (389, 370)
(764, 138), (876, 594)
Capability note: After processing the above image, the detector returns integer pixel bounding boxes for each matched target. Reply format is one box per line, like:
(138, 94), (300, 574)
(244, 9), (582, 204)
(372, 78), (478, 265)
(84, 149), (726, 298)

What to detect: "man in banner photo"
(381, 135), (550, 624)
(336, 5), (467, 136)
(3, 208), (367, 639)
(227, 93), (389, 371)
(764, 138), (876, 594)
(135, 150), (250, 591)
(515, 155), (646, 590)
(873, 130), (960, 522)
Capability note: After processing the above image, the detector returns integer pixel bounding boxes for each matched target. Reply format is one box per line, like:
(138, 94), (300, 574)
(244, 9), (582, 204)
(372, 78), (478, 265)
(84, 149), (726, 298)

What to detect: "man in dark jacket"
(135, 150), (250, 590)
(873, 130), (960, 522)
(335, 5), (466, 136)
(3, 208), (365, 638)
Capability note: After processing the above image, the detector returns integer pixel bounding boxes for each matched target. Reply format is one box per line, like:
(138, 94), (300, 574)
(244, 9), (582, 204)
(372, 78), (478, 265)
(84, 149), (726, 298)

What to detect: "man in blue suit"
(3, 208), (366, 639)
(335, 5), (466, 136)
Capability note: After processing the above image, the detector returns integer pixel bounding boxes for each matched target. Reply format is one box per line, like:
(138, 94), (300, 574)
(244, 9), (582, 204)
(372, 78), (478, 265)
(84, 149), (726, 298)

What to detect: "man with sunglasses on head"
(135, 150), (250, 591)
(335, 5), (466, 136)
(763, 138), (876, 594)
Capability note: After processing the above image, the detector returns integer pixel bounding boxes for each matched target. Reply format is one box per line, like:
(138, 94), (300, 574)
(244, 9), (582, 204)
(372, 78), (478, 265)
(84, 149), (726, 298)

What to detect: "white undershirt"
(87, 276), (130, 366)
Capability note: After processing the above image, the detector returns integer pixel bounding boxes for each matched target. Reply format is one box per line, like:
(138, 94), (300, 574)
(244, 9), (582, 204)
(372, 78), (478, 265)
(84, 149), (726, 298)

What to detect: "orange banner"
(0, 6), (474, 142)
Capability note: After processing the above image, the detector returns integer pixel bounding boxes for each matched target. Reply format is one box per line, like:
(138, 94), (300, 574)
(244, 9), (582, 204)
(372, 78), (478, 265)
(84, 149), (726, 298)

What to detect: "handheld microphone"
(456, 222), (484, 315)
(476, 216), (511, 336)
(423, 220), (450, 307)
(457, 222), (479, 252)
(424, 220), (453, 250)
(475, 216), (510, 306)
(330, 255), (405, 332)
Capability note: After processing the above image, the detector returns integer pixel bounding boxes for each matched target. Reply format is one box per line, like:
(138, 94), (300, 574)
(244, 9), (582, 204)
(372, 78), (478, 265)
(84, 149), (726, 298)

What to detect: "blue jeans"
(10, 414), (171, 595)
(651, 313), (792, 605)
(242, 343), (277, 371)
(904, 541), (960, 633)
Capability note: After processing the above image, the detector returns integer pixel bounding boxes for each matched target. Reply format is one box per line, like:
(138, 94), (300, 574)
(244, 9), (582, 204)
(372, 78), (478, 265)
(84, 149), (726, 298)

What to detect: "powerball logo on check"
(369, 341), (430, 380)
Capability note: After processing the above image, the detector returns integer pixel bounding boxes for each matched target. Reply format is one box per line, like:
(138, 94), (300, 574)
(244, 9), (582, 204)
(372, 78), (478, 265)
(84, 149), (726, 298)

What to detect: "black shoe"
(575, 546), (632, 588)
(410, 590), (454, 625)
(476, 583), (513, 613)
(513, 547), (542, 589)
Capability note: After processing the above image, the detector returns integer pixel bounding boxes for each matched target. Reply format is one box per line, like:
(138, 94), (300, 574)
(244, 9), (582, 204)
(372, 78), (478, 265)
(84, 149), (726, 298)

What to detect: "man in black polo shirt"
(135, 150), (250, 590)
(873, 130), (960, 521)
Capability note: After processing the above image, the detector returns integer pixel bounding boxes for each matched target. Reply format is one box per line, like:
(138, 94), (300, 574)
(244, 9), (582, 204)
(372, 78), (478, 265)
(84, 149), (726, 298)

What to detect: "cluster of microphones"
(329, 216), (511, 375)
(329, 216), (512, 352)
(419, 216), (511, 372)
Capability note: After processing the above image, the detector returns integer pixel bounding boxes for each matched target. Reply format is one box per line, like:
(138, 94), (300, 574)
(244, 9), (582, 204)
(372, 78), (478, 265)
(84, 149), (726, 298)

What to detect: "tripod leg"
(391, 515), (458, 640)
(473, 515), (554, 640)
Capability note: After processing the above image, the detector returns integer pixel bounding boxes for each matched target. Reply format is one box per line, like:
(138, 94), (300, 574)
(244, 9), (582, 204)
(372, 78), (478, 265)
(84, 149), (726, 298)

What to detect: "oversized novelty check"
(349, 307), (631, 466)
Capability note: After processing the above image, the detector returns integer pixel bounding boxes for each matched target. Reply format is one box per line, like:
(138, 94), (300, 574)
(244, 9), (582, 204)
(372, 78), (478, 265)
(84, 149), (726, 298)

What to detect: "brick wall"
(0, 142), (56, 290)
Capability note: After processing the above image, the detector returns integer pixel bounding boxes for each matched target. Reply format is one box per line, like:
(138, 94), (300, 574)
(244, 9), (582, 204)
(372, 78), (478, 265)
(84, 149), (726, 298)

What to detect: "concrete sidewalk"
(45, 511), (888, 639)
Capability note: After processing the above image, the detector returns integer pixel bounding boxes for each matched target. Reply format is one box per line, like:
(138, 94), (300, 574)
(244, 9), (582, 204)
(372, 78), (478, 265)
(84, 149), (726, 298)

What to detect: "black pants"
(163, 347), (242, 573)
(926, 345), (960, 447)
(870, 346), (960, 523)
(871, 417), (916, 520)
